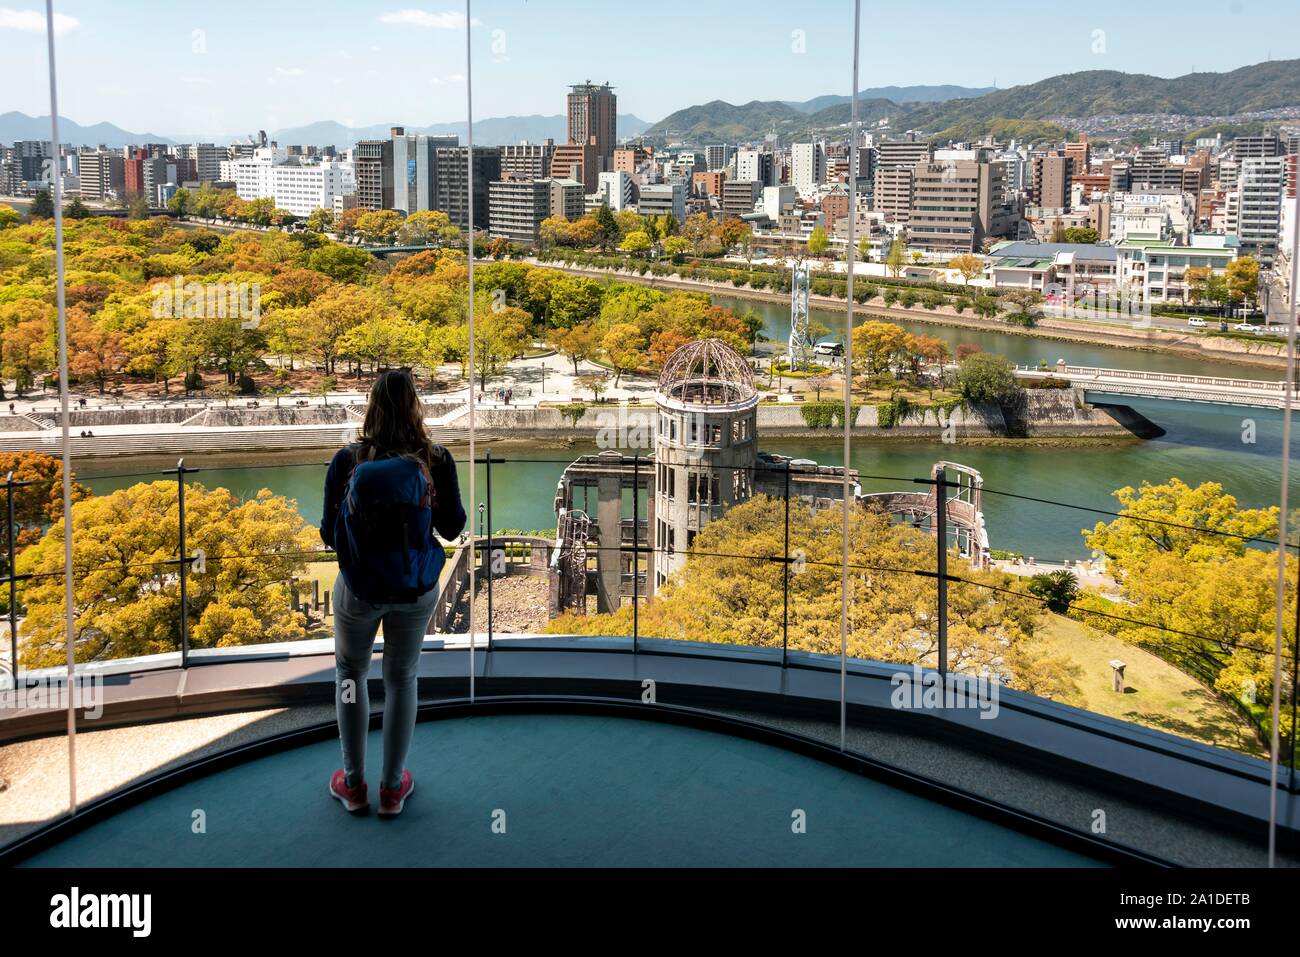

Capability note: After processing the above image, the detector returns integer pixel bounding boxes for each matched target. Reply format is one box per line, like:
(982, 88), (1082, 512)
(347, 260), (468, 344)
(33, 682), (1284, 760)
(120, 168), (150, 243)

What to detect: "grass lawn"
(1037, 613), (1267, 758)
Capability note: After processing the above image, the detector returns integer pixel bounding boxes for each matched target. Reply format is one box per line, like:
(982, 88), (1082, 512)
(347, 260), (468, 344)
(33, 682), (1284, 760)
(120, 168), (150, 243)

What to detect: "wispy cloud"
(0, 6), (79, 35)
(430, 73), (466, 85)
(378, 9), (480, 29)
(273, 66), (305, 77)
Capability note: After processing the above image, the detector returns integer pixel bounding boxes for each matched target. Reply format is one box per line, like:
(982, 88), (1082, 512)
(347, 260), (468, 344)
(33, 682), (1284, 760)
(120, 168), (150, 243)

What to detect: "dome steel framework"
(656, 338), (757, 406)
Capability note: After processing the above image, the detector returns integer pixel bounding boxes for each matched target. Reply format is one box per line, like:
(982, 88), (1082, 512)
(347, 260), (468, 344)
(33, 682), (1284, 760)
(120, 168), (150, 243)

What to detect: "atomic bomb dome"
(655, 338), (757, 408)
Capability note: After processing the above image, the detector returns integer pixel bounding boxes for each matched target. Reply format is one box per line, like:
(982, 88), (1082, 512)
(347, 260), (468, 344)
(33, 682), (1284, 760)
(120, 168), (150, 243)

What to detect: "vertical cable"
(840, 0), (862, 752)
(464, 0), (476, 704)
(44, 0), (76, 815)
(1270, 182), (1300, 866)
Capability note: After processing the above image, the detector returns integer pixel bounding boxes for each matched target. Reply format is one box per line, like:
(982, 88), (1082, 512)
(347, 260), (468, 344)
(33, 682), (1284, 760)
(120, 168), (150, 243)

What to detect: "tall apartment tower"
(908, 151), (1010, 254)
(551, 82), (616, 194)
(1031, 153), (1074, 209)
(1233, 134), (1284, 161)
(736, 149), (774, 187)
(354, 139), (394, 211)
(389, 127), (459, 214)
(1236, 156), (1285, 265)
(791, 142), (826, 192)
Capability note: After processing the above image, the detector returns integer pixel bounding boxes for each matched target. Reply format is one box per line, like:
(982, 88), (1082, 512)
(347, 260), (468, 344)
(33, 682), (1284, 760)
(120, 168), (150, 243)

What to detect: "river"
(79, 392), (1292, 561)
(708, 292), (1283, 381)
(73, 293), (1294, 560)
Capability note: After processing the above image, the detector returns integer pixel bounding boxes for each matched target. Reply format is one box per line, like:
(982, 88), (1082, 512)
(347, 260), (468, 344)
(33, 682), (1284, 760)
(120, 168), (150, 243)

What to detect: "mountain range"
(0, 112), (651, 150)
(786, 85), (993, 113)
(645, 59), (1300, 144)
(0, 111), (175, 148)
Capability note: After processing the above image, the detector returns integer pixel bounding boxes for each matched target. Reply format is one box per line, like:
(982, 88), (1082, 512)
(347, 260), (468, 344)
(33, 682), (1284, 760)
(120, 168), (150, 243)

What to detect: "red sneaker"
(379, 769), (415, 818)
(329, 769), (369, 814)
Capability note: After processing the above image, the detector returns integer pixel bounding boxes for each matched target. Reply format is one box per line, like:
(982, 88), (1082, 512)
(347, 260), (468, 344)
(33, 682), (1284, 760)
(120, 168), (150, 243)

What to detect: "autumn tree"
(307, 242), (371, 283)
(602, 323), (647, 385)
(548, 323), (600, 375)
(550, 497), (1065, 695)
(303, 285), (381, 374)
(885, 237), (907, 277)
(807, 224), (830, 259)
(68, 310), (126, 393)
(851, 320), (910, 378)
(355, 210), (403, 244)
(948, 253), (983, 285)
(17, 481), (319, 666)
(620, 230), (652, 257)
(0, 452), (88, 553)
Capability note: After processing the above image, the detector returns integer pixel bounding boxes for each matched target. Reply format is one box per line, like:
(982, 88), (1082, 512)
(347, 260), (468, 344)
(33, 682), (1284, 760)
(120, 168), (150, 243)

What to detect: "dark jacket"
(320, 443), (467, 558)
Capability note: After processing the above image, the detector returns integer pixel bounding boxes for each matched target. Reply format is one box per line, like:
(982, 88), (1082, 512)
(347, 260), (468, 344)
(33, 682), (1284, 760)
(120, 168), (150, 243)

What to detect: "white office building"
(593, 170), (635, 212)
(220, 147), (356, 218)
(637, 182), (686, 221)
(791, 142), (826, 194)
(1233, 157), (1285, 264)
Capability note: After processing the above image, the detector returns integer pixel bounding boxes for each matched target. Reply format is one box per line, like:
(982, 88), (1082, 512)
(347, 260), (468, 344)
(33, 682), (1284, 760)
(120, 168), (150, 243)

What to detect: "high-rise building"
(1031, 153), (1074, 209)
(736, 149), (775, 187)
(549, 177), (584, 221)
(1234, 156), (1285, 264)
(221, 147), (356, 217)
(489, 175), (553, 244)
(872, 164), (913, 225)
(791, 142), (826, 191)
(550, 142), (600, 194)
(908, 151), (1011, 254)
(706, 144), (733, 171)
(78, 150), (125, 201)
(1233, 134), (1284, 160)
(637, 182), (686, 221)
(354, 139), (394, 211)
(721, 180), (760, 219)
(500, 141), (555, 180)
(433, 146), (501, 230)
(594, 170), (635, 212)
(566, 81), (617, 182)
(389, 127), (459, 214)
(185, 144), (225, 183)
(1063, 136), (1090, 174)
(12, 140), (52, 182)
(875, 139), (930, 170)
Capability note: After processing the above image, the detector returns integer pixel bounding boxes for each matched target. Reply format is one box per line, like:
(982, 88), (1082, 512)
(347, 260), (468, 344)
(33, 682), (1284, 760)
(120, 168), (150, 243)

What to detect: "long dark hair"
(356, 369), (443, 468)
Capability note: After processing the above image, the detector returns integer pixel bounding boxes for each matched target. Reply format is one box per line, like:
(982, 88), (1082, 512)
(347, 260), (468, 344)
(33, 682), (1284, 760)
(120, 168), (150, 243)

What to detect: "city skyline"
(2, 1), (1299, 138)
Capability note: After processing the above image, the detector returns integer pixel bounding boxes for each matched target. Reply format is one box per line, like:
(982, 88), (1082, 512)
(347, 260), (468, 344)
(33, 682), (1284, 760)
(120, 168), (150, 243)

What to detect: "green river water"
(79, 300), (1293, 561)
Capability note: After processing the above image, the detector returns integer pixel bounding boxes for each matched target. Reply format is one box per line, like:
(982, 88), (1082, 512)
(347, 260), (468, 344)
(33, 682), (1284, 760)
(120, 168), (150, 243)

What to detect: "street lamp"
(478, 502), (485, 537)
(540, 362), (547, 397)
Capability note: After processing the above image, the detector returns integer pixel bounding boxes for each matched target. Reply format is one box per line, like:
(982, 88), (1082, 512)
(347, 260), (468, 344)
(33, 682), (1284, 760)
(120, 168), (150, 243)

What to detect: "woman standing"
(320, 369), (466, 817)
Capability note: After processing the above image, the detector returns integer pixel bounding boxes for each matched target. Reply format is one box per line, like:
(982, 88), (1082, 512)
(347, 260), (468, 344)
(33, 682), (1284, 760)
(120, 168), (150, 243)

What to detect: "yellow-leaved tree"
(17, 481), (321, 667)
(551, 495), (1074, 698)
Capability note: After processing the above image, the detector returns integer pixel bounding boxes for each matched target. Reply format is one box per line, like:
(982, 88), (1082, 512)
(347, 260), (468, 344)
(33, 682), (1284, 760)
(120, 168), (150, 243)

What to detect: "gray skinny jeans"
(333, 574), (437, 790)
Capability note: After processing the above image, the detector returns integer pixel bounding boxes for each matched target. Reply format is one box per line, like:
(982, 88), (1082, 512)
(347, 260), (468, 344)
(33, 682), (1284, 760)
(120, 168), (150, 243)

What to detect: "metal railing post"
(936, 467), (948, 676)
(484, 450), (493, 652)
(4, 472), (33, 687)
(632, 454), (640, 652)
(164, 458), (199, 667)
(783, 460), (791, 668)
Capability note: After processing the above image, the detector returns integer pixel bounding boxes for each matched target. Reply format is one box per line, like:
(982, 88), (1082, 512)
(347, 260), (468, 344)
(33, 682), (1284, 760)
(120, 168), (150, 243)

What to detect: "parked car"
(1237, 323), (1260, 332)
(813, 341), (844, 357)
(1187, 317), (1207, 327)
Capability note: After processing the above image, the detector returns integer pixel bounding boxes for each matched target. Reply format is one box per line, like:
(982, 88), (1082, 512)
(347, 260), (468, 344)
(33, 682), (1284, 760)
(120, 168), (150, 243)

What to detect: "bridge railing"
(1017, 365), (1286, 392)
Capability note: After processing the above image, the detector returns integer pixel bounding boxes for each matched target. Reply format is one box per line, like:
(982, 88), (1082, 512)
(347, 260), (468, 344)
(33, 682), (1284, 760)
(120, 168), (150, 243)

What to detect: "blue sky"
(2, 0), (1298, 136)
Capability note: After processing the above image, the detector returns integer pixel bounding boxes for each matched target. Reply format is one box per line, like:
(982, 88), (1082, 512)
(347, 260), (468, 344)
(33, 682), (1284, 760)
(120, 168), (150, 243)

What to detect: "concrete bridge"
(1016, 364), (1292, 410)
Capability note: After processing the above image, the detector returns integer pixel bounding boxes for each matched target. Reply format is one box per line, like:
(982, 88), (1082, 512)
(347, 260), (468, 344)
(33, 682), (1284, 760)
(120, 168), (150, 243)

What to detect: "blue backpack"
(337, 454), (444, 603)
